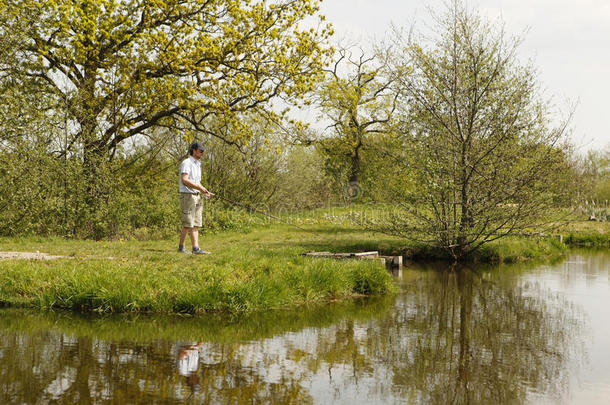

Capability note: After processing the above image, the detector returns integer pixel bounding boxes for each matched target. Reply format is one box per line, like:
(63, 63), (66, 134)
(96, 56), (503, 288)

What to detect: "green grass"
(3, 207), (607, 315)
(475, 236), (566, 264)
(564, 231), (610, 247)
(0, 224), (397, 314)
(557, 218), (610, 247)
(283, 204), (574, 262)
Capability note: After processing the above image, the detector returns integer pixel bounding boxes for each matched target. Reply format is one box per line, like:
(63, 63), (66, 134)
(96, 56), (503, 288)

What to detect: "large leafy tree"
(0, 0), (332, 233)
(314, 46), (400, 199)
(381, 1), (575, 259)
(1, 0), (331, 154)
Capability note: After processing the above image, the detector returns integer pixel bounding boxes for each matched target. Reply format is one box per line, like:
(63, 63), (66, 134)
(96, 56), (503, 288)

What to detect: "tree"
(313, 46), (400, 200)
(580, 148), (610, 202)
(0, 6), (76, 235)
(380, 1), (575, 259)
(374, 265), (580, 403)
(0, 0), (332, 233)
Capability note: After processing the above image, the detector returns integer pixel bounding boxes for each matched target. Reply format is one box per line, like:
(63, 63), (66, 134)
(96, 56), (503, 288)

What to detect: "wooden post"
(381, 255), (403, 274)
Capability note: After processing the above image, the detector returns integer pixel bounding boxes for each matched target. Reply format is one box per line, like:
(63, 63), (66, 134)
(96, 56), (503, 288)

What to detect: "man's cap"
(190, 141), (205, 152)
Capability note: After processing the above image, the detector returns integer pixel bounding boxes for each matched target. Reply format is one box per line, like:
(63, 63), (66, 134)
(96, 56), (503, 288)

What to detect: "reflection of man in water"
(177, 343), (203, 376)
(177, 342), (204, 396)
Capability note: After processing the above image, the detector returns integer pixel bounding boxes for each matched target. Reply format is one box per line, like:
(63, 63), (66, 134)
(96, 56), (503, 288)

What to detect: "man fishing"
(178, 141), (214, 254)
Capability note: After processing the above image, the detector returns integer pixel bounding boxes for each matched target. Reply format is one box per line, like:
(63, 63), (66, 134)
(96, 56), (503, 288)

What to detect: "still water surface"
(1, 250), (610, 404)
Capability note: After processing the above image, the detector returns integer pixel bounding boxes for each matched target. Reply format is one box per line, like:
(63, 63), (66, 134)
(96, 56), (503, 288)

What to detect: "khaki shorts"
(180, 193), (203, 228)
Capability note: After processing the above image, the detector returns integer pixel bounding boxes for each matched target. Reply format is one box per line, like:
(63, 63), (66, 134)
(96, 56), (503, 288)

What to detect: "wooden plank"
(302, 251), (379, 259)
(351, 251), (379, 258)
(302, 251), (333, 257)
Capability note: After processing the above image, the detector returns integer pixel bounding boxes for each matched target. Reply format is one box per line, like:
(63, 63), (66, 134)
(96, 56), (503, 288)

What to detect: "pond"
(1, 250), (609, 404)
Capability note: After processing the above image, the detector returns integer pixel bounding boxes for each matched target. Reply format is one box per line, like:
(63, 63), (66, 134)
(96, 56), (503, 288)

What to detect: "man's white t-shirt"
(177, 348), (200, 376)
(179, 156), (201, 193)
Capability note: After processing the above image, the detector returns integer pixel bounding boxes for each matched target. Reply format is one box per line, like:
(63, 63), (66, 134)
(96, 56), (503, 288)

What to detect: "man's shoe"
(178, 247), (191, 254)
(192, 247), (211, 255)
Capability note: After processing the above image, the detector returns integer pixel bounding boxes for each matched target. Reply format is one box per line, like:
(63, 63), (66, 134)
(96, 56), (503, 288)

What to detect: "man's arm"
(181, 173), (213, 196)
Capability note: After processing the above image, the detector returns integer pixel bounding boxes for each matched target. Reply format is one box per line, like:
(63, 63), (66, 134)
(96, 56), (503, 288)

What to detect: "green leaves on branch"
(373, 1), (576, 259)
(2, 0), (332, 154)
(0, 0), (333, 237)
(313, 46), (402, 201)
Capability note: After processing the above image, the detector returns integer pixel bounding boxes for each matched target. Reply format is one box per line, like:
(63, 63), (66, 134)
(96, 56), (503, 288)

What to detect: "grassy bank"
(564, 232), (610, 247)
(0, 224), (396, 314)
(560, 220), (610, 247)
(3, 206), (609, 315)
(474, 236), (566, 263)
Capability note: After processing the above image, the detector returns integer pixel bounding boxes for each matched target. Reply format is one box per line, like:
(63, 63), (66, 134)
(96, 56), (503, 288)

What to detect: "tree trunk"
(457, 144), (472, 258)
(349, 146), (361, 185)
(456, 268), (473, 401)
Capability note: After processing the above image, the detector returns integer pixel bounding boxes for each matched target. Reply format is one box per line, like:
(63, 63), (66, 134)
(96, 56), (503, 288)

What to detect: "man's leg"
(179, 193), (195, 253)
(190, 195), (209, 254)
(179, 227), (191, 253)
(180, 227), (190, 246)
(190, 226), (199, 250)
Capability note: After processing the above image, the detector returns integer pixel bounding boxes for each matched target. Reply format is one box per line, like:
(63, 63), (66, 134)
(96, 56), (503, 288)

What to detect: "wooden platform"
(302, 251), (380, 259)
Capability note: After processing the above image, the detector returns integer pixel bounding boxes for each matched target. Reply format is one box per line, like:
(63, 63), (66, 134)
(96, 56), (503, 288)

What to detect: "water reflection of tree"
(377, 266), (582, 404)
(295, 265), (584, 404)
(0, 299), (392, 404)
(0, 331), (315, 404)
(0, 267), (584, 404)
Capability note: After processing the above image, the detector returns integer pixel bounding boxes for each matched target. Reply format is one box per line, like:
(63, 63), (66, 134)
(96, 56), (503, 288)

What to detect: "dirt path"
(0, 251), (67, 260)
